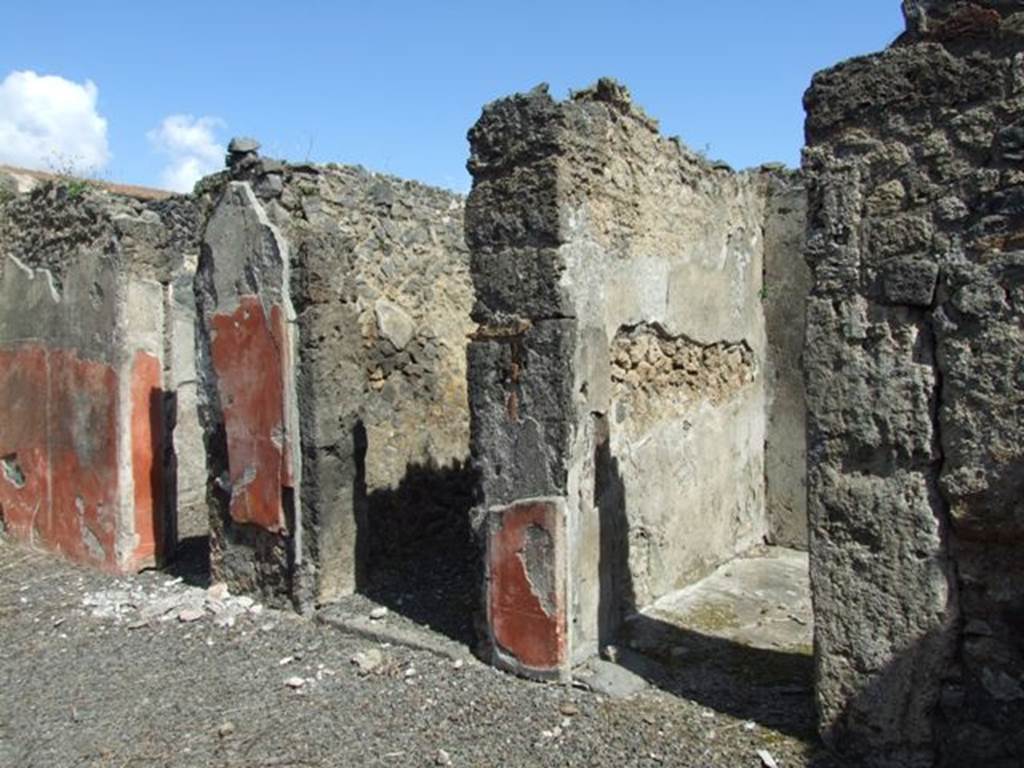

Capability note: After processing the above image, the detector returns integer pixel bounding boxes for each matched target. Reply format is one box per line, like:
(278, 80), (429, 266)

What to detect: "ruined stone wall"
(804, 2), (1024, 764)
(195, 153), (473, 608)
(467, 80), (788, 677)
(0, 182), (202, 571)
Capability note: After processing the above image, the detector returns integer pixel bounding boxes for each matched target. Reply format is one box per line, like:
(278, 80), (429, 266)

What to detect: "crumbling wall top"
(465, 77), (771, 334)
(467, 77), (727, 191)
(900, 0), (1024, 41)
(0, 181), (197, 286)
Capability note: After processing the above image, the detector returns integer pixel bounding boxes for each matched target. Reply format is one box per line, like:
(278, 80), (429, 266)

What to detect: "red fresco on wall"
(210, 296), (291, 532)
(0, 345), (122, 570)
(487, 499), (567, 672)
(0, 347), (52, 550)
(125, 350), (165, 570)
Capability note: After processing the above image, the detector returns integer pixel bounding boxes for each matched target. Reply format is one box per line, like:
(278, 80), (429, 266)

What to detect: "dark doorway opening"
(359, 460), (481, 647)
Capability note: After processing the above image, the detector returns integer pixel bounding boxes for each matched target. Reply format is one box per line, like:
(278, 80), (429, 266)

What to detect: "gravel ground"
(0, 536), (847, 767)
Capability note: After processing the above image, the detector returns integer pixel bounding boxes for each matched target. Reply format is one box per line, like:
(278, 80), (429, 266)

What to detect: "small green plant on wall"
(63, 177), (90, 199)
(48, 152), (98, 200)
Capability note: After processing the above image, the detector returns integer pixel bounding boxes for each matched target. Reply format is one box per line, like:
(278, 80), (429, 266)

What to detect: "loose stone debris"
(0, 537), (845, 767)
(82, 579), (265, 629)
(351, 648), (385, 676)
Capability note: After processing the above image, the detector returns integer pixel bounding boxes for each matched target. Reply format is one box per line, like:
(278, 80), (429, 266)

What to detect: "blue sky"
(0, 2), (904, 192)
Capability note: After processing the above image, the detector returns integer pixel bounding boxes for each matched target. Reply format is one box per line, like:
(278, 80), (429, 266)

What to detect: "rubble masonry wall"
(804, 1), (1024, 764)
(0, 183), (202, 571)
(466, 80), (805, 677)
(195, 156), (473, 608)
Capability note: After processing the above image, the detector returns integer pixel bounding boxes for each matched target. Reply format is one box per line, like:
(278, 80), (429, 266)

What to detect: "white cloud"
(0, 70), (111, 174)
(148, 114), (224, 193)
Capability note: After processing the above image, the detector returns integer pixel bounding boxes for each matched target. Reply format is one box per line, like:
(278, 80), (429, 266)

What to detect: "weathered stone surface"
(804, 8), (1024, 763)
(373, 298), (415, 351)
(763, 170), (810, 549)
(0, 182), (199, 571)
(0, 166), (40, 197)
(280, 164), (473, 605)
(167, 269), (207, 538)
(468, 320), (576, 509)
(900, 0), (1013, 41)
(467, 79), (789, 670)
(195, 160), (473, 608)
(228, 137), (260, 154)
(196, 181), (300, 607)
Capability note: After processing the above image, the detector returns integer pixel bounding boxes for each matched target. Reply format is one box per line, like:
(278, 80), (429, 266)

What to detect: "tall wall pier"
(0, 183), (202, 571)
(804, 1), (1024, 764)
(465, 80), (806, 679)
(194, 146), (474, 609)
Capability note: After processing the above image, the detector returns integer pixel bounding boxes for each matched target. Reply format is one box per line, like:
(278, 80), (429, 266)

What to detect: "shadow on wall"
(815, 617), (1024, 767)
(154, 387), (214, 587)
(595, 413), (824, 749)
(151, 388), (173, 562)
(815, 627), (957, 767)
(165, 534), (211, 586)
(353, 425), (482, 648)
(595, 412), (632, 648)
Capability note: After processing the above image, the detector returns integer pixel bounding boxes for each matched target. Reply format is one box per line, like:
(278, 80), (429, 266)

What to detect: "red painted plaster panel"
(126, 350), (164, 570)
(0, 344), (120, 569)
(210, 296), (291, 531)
(48, 347), (120, 568)
(487, 499), (567, 672)
(0, 347), (51, 547)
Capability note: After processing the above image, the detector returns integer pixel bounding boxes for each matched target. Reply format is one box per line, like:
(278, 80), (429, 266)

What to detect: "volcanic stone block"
(467, 320), (577, 508)
(803, 5), (1024, 763)
(900, 0), (1006, 41)
(486, 497), (568, 680)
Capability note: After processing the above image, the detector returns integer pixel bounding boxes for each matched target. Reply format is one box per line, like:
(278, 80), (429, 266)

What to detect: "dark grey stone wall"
(195, 153), (474, 609)
(804, 4), (1024, 764)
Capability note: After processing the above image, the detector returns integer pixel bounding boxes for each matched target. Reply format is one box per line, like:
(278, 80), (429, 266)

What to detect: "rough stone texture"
(804, 6), (1024, 764)
(0, 182), (202, 571)
(763, 171), (810, 550)
(900, 0), (1009, 42)
(467, 80), (788, 672)
(195, 157), (473, 609)
(195, 182), (300, 607)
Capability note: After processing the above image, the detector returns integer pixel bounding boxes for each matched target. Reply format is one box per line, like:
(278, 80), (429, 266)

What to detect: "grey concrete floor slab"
(642, 547), (812, 654)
